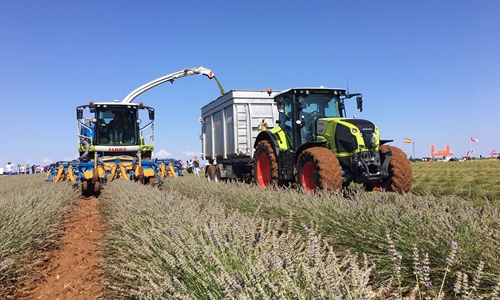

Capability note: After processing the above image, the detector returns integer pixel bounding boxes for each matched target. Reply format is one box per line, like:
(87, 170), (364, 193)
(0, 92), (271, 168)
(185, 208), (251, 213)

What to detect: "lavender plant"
(99, 179), (500, 299)
(0, 174), (80, 296)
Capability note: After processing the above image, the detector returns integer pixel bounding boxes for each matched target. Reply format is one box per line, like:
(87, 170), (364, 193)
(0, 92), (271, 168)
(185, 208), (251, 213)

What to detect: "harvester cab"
(76, 100), (155, 158)
(254, 87), (412, 193)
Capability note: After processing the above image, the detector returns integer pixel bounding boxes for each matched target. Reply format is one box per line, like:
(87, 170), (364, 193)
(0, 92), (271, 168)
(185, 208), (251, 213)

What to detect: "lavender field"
(1, 160), (500, 299)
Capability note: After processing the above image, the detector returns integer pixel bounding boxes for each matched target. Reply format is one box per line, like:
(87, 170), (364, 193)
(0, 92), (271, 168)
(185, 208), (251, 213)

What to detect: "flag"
(404, 138), (413, 144)
(470, 137), (479, 142)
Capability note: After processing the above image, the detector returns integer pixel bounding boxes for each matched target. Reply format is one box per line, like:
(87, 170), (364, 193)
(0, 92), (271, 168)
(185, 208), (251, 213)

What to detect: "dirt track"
(15, 196), (104, 299)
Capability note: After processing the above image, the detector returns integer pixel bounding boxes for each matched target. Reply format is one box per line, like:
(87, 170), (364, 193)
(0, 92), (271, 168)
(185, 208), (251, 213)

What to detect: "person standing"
(5, 162), (13, 176)
(192, 156), (200, 177)
(79, 137), (91, 161)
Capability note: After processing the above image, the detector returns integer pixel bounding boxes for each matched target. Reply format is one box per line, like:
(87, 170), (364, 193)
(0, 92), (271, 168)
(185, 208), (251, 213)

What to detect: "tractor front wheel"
(366, 145), (412, 193)
(296, 147), (342, 193)
(253, 140), (279, 188)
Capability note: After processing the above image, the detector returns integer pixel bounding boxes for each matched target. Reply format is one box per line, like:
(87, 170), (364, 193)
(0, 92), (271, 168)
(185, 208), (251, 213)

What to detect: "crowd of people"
(2, 162), (47, 175)
(177, 157), (201, 177)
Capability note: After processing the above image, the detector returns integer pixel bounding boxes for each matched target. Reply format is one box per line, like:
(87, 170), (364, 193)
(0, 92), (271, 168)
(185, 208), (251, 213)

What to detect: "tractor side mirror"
(148, 108), (155, 120)
(356, 95), (363, 112)
(77, 108), (83, 120)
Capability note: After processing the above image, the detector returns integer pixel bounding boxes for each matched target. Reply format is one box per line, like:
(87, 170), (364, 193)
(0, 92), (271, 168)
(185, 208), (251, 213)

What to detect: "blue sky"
(1, 0), (499, 167)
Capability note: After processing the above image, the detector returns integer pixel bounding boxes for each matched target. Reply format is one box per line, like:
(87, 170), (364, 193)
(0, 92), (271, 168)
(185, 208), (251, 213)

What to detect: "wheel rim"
(301, 161), (318, 192)
(256, 152), (271, 187)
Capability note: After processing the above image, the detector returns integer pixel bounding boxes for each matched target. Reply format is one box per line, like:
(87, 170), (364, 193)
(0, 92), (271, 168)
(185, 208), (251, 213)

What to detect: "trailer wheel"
(366, 145), (412, 193)
(297, 147), (342, 193)
(215, 168), (221, 182)
(206, 165), (216, 181)
(254, 140), (278, 187)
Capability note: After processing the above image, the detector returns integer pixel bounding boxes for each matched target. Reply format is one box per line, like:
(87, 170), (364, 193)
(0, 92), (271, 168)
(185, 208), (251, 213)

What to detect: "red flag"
(470, 137), (479, 142)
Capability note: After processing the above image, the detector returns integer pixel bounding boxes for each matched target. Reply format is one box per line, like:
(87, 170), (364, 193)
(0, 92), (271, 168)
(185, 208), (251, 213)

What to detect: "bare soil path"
(15, 196), (105, 299)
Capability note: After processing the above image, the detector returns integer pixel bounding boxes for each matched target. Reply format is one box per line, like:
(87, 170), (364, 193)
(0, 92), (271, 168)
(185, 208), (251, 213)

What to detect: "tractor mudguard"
(296, 141), (328, 159)
(254, 131), (282, 156)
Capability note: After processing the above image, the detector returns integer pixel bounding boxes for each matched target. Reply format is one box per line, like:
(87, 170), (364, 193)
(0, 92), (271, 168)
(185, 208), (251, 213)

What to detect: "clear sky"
(1, 0), (499, 167)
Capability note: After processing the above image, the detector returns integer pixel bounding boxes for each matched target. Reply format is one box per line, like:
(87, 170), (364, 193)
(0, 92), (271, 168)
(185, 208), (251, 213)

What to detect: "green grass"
(410, 160), (500, 206)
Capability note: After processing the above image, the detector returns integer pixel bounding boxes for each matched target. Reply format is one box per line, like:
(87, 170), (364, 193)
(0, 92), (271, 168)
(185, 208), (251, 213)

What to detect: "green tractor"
(253, 87), (412, 193)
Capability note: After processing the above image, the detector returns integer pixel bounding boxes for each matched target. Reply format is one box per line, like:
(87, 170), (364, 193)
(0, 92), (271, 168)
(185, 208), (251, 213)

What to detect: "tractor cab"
(274, 88), (363, 151)
(76, 100), (155, 157)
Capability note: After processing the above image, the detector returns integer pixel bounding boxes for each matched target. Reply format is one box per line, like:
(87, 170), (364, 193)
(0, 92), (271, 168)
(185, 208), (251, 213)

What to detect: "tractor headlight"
(351, 128), (358, 135)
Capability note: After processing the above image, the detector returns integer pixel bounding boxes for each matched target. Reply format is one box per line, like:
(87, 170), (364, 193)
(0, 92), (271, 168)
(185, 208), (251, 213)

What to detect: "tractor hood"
(316, 118), (379, 156)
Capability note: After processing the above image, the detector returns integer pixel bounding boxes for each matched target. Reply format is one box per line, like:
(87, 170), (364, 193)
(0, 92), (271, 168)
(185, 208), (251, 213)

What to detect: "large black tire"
(253, 140), (279, 187)
(365, 145), (412, 193)
(296, 147), (342, 193)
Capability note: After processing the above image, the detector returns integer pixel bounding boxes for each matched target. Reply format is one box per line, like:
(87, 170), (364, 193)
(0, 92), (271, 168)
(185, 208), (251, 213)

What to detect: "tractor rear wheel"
(254, 140), (279, 187)
(297, 147), (342, 193)
(366, 145), (412, 193)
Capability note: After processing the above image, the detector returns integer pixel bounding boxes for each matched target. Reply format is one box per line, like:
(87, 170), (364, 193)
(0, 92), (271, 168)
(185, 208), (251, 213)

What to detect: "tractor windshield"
(300, 93), (341, 118)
